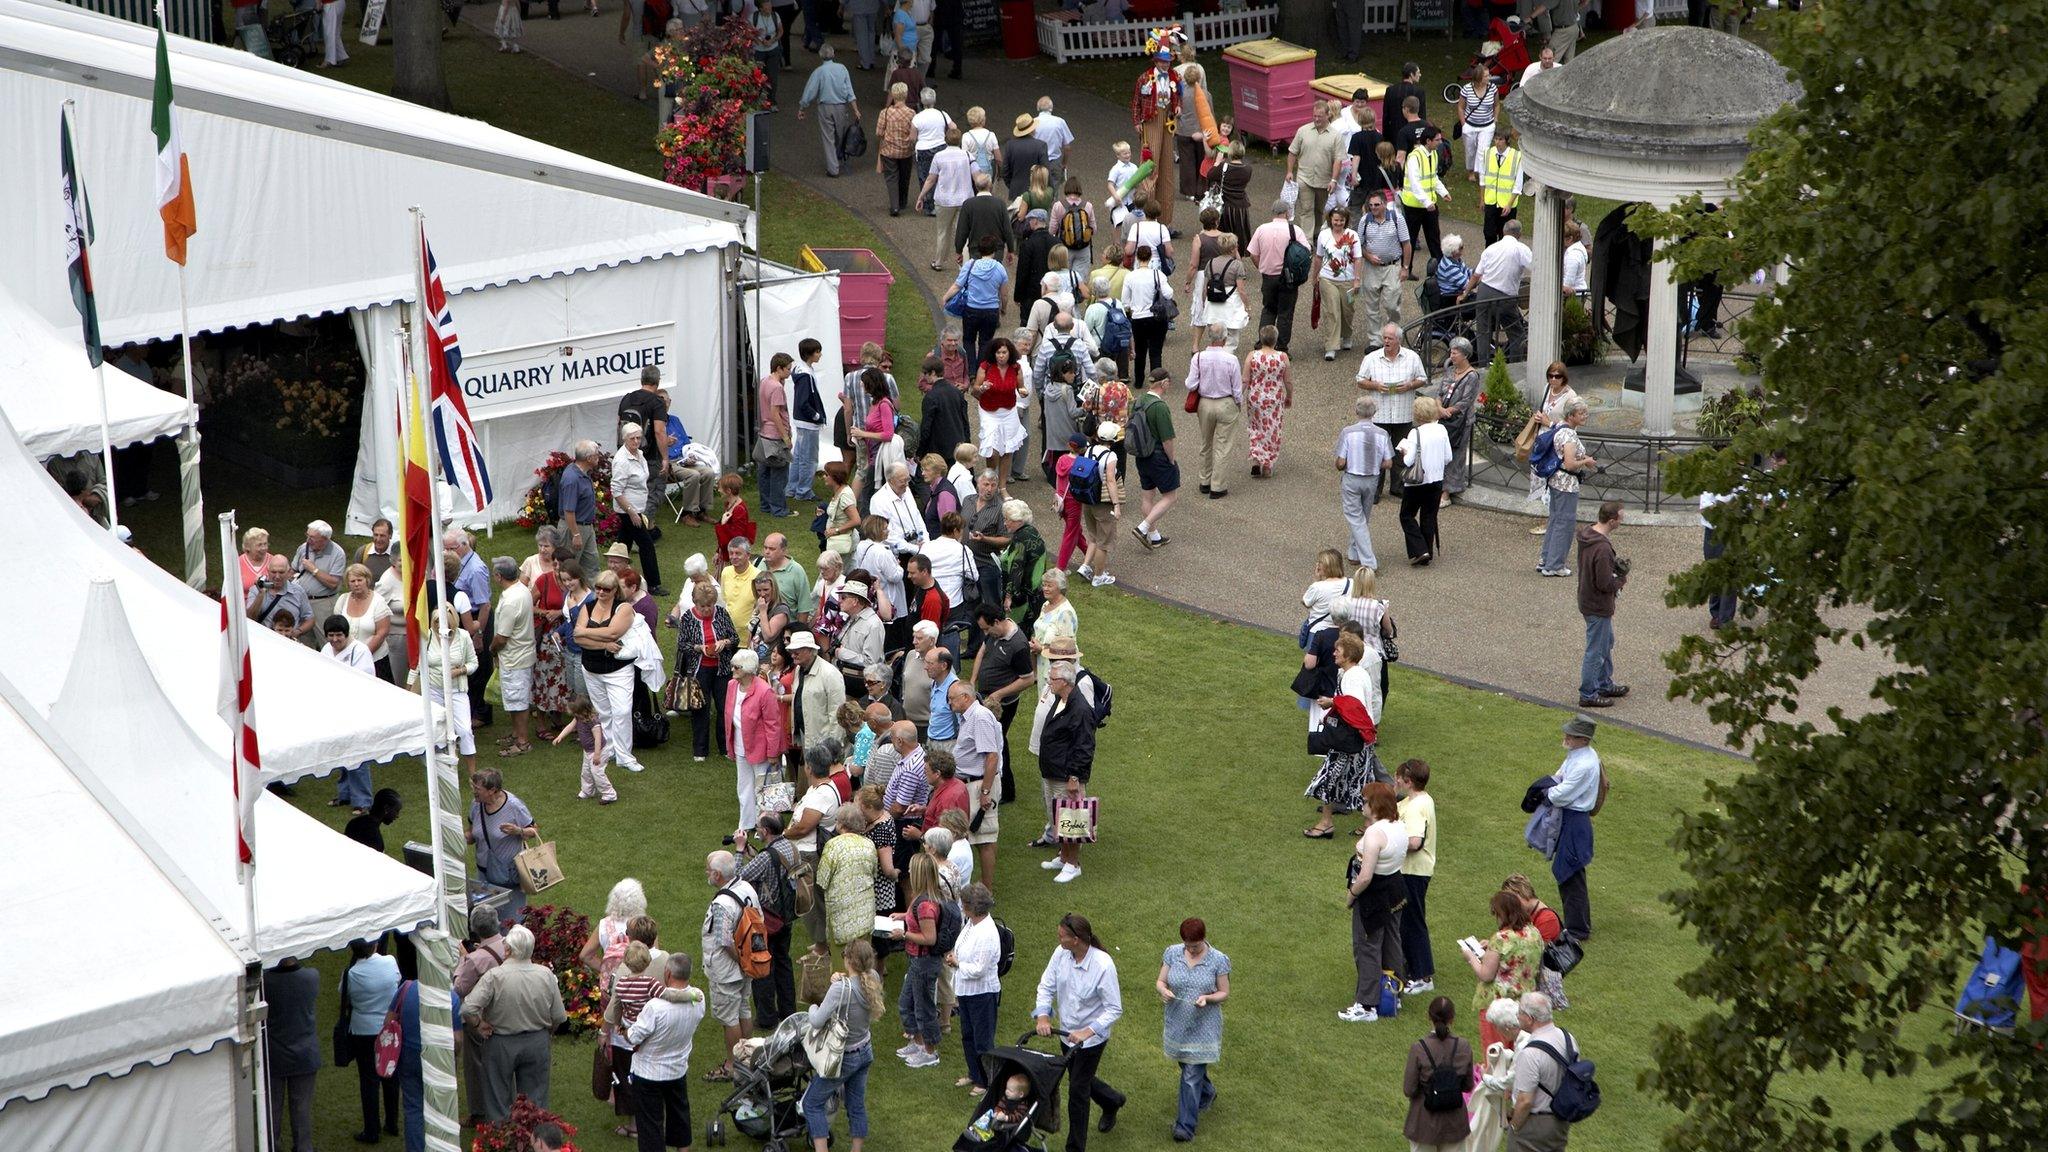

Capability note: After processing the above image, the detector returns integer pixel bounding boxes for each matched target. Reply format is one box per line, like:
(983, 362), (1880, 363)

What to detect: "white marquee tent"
(0, 0), (768, 529)
(0, 279), (192, 460)
(0, 402), (429, 782)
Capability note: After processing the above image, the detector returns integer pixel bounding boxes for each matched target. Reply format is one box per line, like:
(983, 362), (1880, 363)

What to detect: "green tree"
(1642, 6), (2048, 1151)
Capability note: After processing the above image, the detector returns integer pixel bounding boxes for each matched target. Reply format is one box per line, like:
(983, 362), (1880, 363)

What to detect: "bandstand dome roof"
(1507, 26), (1798, 204)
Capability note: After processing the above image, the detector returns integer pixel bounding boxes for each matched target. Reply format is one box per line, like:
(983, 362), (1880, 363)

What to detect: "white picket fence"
(1035, 4), (1279, 64)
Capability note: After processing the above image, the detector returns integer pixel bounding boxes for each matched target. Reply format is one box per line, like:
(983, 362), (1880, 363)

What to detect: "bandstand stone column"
(1642, 237), (1680, 436)
(1524, 185), (1563, 401)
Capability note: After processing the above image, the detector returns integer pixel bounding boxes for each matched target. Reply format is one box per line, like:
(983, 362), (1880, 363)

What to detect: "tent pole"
(96, 361), (121, 528)
(177, 262), (207, 589)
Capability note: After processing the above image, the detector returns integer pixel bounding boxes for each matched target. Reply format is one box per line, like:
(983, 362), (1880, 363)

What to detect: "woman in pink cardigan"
(725, 647), (786, 848)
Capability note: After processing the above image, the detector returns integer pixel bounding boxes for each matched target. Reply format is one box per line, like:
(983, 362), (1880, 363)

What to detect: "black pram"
(952, 1032), (1070, 1152)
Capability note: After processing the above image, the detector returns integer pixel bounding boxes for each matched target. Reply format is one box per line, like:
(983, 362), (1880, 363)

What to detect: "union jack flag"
(419, 221), (493, 512)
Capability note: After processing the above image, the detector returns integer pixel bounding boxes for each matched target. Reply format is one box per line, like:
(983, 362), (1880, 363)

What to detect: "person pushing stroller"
(1031, 914), (1126, 1152)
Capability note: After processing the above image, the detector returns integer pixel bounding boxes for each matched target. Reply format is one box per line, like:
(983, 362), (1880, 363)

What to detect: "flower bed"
(655, 19), (774, 194)
(472, 1096), (580, 1152)
(515, 450), (620, 547)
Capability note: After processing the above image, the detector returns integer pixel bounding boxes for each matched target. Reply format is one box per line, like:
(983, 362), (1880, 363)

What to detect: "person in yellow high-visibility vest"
(1482, 130), (1526, 247)
(1397, 125), (1450, 279)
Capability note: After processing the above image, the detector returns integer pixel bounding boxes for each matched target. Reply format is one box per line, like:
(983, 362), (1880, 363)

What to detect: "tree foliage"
(1643, 5), (2048, 1150)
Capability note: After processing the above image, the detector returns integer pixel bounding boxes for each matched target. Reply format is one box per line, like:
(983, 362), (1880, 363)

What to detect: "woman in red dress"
(972, 337), (1030, 496)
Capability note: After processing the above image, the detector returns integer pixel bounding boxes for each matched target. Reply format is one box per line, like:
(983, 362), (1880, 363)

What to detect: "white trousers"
(736, 754), (773, 833)
(1463, 123), (1494, 177)
(321, 0), (348, 65)
(586, 666), (643, 772)
(427, 685), (475, 755)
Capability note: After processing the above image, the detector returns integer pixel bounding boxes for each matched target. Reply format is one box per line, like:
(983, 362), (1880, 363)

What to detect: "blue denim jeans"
(335, 764), (374, 809)
(958, 991), (1000, 1087)
(1175, 1062), (1215, 1135)
(398, 1050), (425, 1152)
(1580, 613), (1615, 700)
(758, 459), (791, 517)
(788, 427), (821, 502)
(899, 953), (943, 1046)
(802, 1041), (872, 1138)
(1540, 487), (1579, 572)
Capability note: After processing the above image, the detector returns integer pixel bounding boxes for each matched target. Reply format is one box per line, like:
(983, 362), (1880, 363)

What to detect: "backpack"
(1419, 1037), (1466, 1113)
(1058, 201), (1094, 250)
(895, 413), (922, 460)
(931, 898), (964, 955)
(792, 369), (827, 426)
(1530, 426), (1564, 479)
(721, 888), (774, 980)
(1074, 665), (1113, 726)
(1130, 387), (1163, 455)
(1067, 451), (1105, 505)
(993, 916), (1016, 977)
(1281, 227), (1314, 289)
(1525, 1035), (1601, 1123)
(1203, 256), (1238, 305)
(1046, 333), (1082, 372)
(1098, 301), (1133, 358)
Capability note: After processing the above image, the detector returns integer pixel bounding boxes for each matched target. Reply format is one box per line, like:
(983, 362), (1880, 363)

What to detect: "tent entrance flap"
(461, 322), (675, 425)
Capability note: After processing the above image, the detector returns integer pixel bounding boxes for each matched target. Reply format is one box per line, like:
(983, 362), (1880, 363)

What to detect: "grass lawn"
(105, 25), (1926, 1152)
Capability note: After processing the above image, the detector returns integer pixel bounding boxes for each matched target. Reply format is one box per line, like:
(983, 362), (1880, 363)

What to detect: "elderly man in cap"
(290, 519), (348, 646)
(1545, 715), (1608, 942)
(834, 581), (887, 694)
(788, 631), (847, 753)
(1014, 207), (1058, 327)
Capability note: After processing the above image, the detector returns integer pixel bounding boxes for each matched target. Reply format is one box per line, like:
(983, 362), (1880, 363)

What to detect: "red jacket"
(716, 499), (759, 559)
(725, 675), (784, 765)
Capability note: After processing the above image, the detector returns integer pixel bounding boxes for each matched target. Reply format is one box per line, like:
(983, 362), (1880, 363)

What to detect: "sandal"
(1302, 826), (1334, 840)
(614, 1126), (636, 1139)
(703, 1064), (733, 1083)
(955, 1076), (977, 1089)
(498, 741), (532, 758)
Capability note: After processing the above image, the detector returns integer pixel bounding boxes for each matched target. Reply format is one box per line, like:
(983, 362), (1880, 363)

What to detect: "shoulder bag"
(1152, 271), (1179, 325)
(802, 984), (853, 1078)
(332, 967), (355, 1067)
(373, 981), (409, 1079)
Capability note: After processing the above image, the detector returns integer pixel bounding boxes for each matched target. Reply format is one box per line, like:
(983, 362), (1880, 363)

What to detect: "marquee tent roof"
(0, 686), (243, 1107)
(0, 279), (191, 459)
(52, 577), (437, 964)
(0, 403), (431, 781)
(0, 0), (746, 345)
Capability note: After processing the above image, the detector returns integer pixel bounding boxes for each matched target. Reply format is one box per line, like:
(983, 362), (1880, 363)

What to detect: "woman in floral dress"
(529, 548), (574, 737)
(1464, 891), (1544, 1050)
(1242, 326), (1292, 478)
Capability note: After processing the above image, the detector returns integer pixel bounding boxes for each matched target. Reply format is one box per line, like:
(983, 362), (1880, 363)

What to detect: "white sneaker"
(1403, 979), (1435, 995)
(1090, 574), (1117, 587)
(623, 761), (645, 772)
(895, 1042), (923, 1058)
(1078, 564), (1094, 579)
(1335, 1004), (1379, 1023)
(1053, 864), (1082, 883)
(907, 1049), (942, 1068)
(1041, 858), (1064, 870)
(693, 755), (707, 763)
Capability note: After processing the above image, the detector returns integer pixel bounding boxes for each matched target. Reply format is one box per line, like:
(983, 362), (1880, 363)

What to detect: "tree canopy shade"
(1642, 6), (2048, 1152)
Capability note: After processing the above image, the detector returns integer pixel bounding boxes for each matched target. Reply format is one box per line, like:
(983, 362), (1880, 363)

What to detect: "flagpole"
(64, 98), (120, 526)
(220, 509), (272, 1152)
(177, 267), (207, 589)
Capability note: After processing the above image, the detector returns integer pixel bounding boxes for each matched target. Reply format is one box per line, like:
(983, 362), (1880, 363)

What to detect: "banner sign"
(459, 324), (674, 421)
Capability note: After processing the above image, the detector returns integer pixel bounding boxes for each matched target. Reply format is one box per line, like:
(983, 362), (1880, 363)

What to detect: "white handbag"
(802, 990), (851, 1078)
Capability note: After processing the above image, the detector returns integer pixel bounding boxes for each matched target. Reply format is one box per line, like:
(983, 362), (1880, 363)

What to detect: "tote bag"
(1054, 795), (1099, 843)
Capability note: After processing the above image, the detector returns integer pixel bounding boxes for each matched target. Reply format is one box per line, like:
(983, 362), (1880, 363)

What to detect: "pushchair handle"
(1013, 1029), (1071, 1055)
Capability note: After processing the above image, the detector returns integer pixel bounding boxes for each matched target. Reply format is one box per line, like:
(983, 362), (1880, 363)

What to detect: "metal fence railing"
(1467, 411), (1728, 514)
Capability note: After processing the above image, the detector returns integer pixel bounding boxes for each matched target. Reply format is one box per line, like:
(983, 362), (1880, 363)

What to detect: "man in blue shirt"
(446, 527), (495, 728)
(797, 46), (862, 176)
(558, 440), (602, 580)
(923, 646), (959, 751)
(1546, 714), (1607, 940)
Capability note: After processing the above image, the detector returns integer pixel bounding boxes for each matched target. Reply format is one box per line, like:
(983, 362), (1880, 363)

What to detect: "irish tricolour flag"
(152, 13), (196, 265)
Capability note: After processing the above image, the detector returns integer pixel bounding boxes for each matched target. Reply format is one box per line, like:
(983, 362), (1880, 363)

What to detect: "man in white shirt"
(1510, 992), (1578, 1149)
(1546, 714), (1607, 940)
(919, 126), (976, 268)
(1033, 913), (1126, 1150)
(490, 557), (538, 755)
(911, 88), (955, 219)
(1034, 312), (1098, 385)
(1471, 218), (1533, 367)
(1352, 323), (1427, 499)
(624, 953), (706, 1152)
(1032, 95), (1076, 185)
(871, 462), (927, 551)
(1520, 45), (1558, 87)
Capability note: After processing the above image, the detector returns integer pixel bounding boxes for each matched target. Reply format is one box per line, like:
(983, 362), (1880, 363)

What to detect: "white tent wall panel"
(744, 270), (846, 431)
(346, 250), (734, 533)
(0, 1043), (239, 1152)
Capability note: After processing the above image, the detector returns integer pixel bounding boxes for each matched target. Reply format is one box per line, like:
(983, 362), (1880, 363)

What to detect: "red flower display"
(472, 1096), (580, 1152)
(518, 903), (606, 1035)
(515, 450), (620, 546)
(653, 18), (773, 193)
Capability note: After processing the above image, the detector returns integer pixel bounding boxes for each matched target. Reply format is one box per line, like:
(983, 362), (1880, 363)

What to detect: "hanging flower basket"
(653, 19), (773, 193)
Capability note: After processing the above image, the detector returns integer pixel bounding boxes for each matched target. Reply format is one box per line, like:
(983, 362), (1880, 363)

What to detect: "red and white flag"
(219, 592), (262, 865)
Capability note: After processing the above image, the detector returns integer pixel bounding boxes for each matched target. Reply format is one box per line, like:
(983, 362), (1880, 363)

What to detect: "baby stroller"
(707, 1015), (814, 1150)
(265, 5), (322, 69)
(1445, 16), (1528, 104)
(953, 1033), (1070, 1152)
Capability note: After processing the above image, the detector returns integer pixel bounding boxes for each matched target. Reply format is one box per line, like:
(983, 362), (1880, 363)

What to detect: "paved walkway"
(488, 18), (1883, 750)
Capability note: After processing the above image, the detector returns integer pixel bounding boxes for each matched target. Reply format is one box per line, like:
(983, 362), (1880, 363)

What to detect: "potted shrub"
(1695, 385), (1764, 441)
(1476, 351), (1532, 445)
